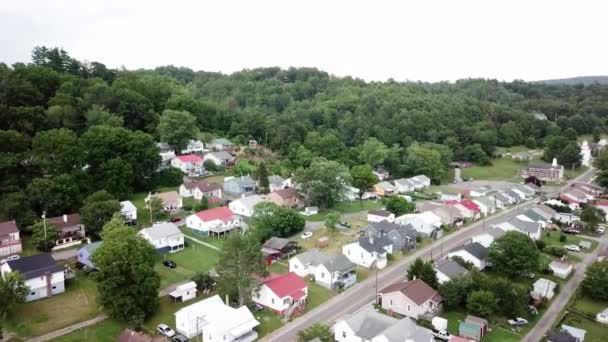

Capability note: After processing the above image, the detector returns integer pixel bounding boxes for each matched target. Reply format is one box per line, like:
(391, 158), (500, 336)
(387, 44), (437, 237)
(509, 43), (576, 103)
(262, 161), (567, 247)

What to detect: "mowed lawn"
(54, 319), (125, 342)
(304, 200), (383, 222)
(561, 312), (607, 342)
(7, 272), (103, 338)
(443, 309), (536, 342)
(298, 228), (359, 255)
(155, 242), (218, 288)
(543, 231), (598, 251)
(462, 158), (530, 181)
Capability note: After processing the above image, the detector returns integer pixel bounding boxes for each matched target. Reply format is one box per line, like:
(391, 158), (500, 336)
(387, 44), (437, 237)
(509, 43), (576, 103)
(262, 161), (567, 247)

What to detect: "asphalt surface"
(264, 168), (597, 342)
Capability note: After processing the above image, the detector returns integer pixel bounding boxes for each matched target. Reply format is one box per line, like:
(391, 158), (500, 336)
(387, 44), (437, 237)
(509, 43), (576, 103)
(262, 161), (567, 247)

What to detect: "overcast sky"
(1, 0), (606, 82)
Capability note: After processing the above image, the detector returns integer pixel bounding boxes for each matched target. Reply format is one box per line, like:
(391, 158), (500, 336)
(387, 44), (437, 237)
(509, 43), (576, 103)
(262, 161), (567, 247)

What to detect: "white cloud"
(1, 0), (606, 82)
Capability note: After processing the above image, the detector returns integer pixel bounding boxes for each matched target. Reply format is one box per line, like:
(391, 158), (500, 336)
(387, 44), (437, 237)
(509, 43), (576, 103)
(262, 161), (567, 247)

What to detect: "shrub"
(535, 239), (546, 250)
(559, 234), (567, 243)
(544, 246), (567, 257)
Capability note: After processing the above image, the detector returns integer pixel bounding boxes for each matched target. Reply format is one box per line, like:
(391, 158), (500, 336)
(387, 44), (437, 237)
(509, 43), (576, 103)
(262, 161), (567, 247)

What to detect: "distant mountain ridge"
(536, 76), (608, 85)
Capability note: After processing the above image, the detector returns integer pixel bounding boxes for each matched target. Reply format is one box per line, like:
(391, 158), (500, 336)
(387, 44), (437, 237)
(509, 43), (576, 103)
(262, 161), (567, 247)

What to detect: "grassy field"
(179, 226), (226, 249)
(254, 310), (284, 338)
(129, 185), (179, 227)
(268, 261), (289, 274)
(54, 319), (125, 342)
(304, 200), (383, 221)
(461, 158), (531, 181)
(154, 242), (218, 288)
(561, 312), (607, 342)
(443, 308), (543, 342)
(298, 228), (358, 255)
(7, 272), (103, 338)
(543, 231), (598, 251)
(573, 296), (608, 316)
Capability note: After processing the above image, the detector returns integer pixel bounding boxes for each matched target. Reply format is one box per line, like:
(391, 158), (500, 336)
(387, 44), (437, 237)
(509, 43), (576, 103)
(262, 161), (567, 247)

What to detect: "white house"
(496, 217), (542, 240)
(145, 191), (183, 212)
(367, 210), (395, 223)
(470, 186), (493, 197)
(378, 279), (443, 319)
(471, 196), (496, 216)
(289, 249), (357, 289)
(138, 222), (184, 254)
(472, 227), (505, 248)
(186, 207), (241, 236)
(179, 181), (222, 201)
(1, 254), (65, 302)
(412, 175), (432, 189)
(393, 178), (415, 194)
(157, 142), (176, 166)
(440, 192), (462, 202)
(342, 235), (393, 269)
(0, 220), (22, 257)
(494, 193), (511, 209)
(120, 200), (137, 224)
(204, 151), (235, 167)
(229, 195), (268, 218)
(531, 278), (557, 300)
(208, 138), (234, 151)
(174, 295), (259, 341)
(252, 272), (308, 316)
(549, 260), (573, 279)
(180, 139), (205, 155)
(581, 140), (592, 167)
(344, 186), (375, 201)
(434, 259), (469, 284)
(169, 281), (197, 303)
(447, 242), (488, 270)
(171, 154), (205, 175)
(334, 306), (433, 342)
(395, 211), (442, 237)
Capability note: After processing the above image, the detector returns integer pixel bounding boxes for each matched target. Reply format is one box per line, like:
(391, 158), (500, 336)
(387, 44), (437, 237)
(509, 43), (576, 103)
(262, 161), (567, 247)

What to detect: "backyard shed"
(459, 315), (488, 340)
(169, 281), (197, 303)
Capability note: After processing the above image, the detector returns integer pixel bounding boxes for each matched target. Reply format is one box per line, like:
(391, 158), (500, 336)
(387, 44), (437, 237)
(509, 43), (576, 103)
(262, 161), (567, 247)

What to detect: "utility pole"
(42, 211), (47, 252)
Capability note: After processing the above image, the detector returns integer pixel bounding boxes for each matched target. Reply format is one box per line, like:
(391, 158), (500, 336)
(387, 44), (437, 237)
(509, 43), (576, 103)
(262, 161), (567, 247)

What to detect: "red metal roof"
(459, 200), (480, 212)
(175, 154), (203, 163)
(194, 206), (234, 222)
(262, 272), (307, 299)
(596, 201), (608, 207)
(559, 194), (579, 204)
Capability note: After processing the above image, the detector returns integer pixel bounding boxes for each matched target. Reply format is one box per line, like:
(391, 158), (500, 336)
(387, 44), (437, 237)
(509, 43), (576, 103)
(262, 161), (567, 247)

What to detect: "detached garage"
(169, 281), (197, 303)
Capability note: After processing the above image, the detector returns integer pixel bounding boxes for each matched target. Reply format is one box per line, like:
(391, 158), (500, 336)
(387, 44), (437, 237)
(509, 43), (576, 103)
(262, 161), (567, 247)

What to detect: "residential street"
(522, 231), (608, 342)
(264, 168), (597, 342)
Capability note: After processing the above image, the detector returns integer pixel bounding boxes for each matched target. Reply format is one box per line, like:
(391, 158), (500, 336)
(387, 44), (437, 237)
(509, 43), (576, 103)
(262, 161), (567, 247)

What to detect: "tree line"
(2, 46), (607, 225)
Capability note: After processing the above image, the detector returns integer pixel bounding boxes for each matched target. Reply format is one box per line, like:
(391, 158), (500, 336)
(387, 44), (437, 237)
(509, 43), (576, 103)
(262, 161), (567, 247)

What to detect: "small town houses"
(186, 206), (241, 236)
(252, 272), (308, 318)
(138, 222), (185, 254)
(228, 194), (268, 218)
(447, 242), (488, 270)
(342, 234), (393, 269)
(174, 294), (259, 341)
(0, 220), (22, 257)
(46, 213), (87, 249)
(1, 253), (66, 302)
(179, 180), (222, 202)
(120, 200), (137, 224)
(378, 279), (443, 319)
(434, 259), (468, 284)
(289, 249), (357, 289)
(171, 154), (205, 176)
(145, 191), (183, 212)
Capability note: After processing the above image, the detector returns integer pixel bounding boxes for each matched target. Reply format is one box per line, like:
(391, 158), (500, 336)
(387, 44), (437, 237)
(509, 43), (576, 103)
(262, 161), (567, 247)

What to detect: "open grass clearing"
(303, 200), (383, 222)
(298, 227), (358, 255)
(178, 226), (226, 249)
(154, 242), (218, 288)
(462, 158), (533, 182)
(543, 231), (598, 251)
(54, 319), (125, 342)
(572, 296), (608, 317)
(254, 309), (283, 338)
(7, 271), (103, 338)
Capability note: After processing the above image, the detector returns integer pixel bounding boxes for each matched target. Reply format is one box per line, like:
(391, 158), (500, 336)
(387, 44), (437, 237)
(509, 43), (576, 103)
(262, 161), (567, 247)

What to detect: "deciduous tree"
(297, 323), (333, 342)
(295, 158), (351, 209)
(350, 164), (377, 201)
(158, 109), (199, 152)
(582, 261), (608, 301)
(385, 196), (414, 216)
(466, 290), (497, 317)
(0, 272), (28, 339)
(80, 191), (121, 239)
(488, 231), (539, 278)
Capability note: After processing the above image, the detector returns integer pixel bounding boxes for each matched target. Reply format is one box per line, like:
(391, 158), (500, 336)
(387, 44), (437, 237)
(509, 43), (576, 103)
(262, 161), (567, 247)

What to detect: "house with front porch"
(447, 242), (488, 270)
(289, 249), (357, 290)
(186, 206), (241, 236)
(223, 176), (257, 196)
(46, 214), (86, 249)
(157, 142), (176, 167)
(204, 151), (236, 168)
(179, 181), (222, 201)
(395, 211), (442, 237)
(374, 181), (396, 197)
(171, 154), (205, 175)
(1, 253), (65, 302)
(362, 220), (417, 252)
(180, 139), (205, 155)
(378, 279), (443, 319)
(252, 272), (308, 318)
(342, 235), (393, 269)
(145, 191), (183, 212)
(0, 220), (22, 257)
(138, 222), (184, 254)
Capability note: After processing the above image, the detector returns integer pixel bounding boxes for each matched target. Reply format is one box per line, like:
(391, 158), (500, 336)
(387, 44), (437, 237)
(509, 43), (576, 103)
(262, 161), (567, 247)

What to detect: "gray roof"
(378, 181), (396, 190)
(156, 142), (173, 151)
(209, 151), (233, 161)
(6, 254), (62, 280)
(494, 193), (510, 203)
(435, 259), (468, 279)
(342, 306), (432, 342)
(236, 195), (266, 210)
(210, 138), (233, 145)
(528, 162), (561, 170)
(358, 235), (393, 253)
(366, 221), (417, 240)
(294, 249), (356, 273)
(509, 217), (541, 234)
(506, 190), (522, 199)
(139, 222), (181, 240)
(268, 175), (284, 185)
(262, 237), (294, 251)
(226, 176), (256, 187)
(516, 185), (535, 194)
(458, 242), (487, 260)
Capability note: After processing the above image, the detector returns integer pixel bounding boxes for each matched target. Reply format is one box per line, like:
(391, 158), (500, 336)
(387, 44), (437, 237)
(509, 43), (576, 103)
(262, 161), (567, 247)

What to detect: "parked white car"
(508, 317), (529, 326)
(157, 324), (176, 337)
(565, 245), (581, 252)
(0, 255), (19, 264)
(301, 232), (313, 239)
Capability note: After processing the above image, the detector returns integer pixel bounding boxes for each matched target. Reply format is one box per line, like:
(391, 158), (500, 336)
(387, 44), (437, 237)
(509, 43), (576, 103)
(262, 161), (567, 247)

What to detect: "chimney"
(63, 214), (68, 223)
(225, 294), (229, 306)
(45, 272), (53, 298)
(552, 158), (557, 167)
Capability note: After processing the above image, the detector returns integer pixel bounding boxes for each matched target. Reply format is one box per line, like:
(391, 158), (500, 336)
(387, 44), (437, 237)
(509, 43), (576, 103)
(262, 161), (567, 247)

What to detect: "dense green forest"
(1, 46), (607, 228)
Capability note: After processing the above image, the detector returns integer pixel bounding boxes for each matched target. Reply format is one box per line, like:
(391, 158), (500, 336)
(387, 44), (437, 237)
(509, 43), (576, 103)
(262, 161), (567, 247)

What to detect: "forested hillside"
(2, 46), (608, 228)
(537, 76), (608, 85)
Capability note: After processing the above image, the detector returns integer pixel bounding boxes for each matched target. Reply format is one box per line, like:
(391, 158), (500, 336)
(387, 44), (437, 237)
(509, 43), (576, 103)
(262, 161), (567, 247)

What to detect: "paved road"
(265, 168), (597, 342)
(523, 221), (608, 341)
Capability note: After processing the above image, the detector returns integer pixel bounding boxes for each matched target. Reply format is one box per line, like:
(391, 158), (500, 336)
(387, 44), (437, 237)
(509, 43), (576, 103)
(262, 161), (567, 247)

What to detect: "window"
(320, 272), (325, 278)
(293, 264), (298, 269)
(390, 300), (393, 305)
(271, 298), (275, 304)
(52, 286), (56, 289)
(30, 292), (35, 296)
(407, 305), (411, 311)
(342, 332), (347, 338)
